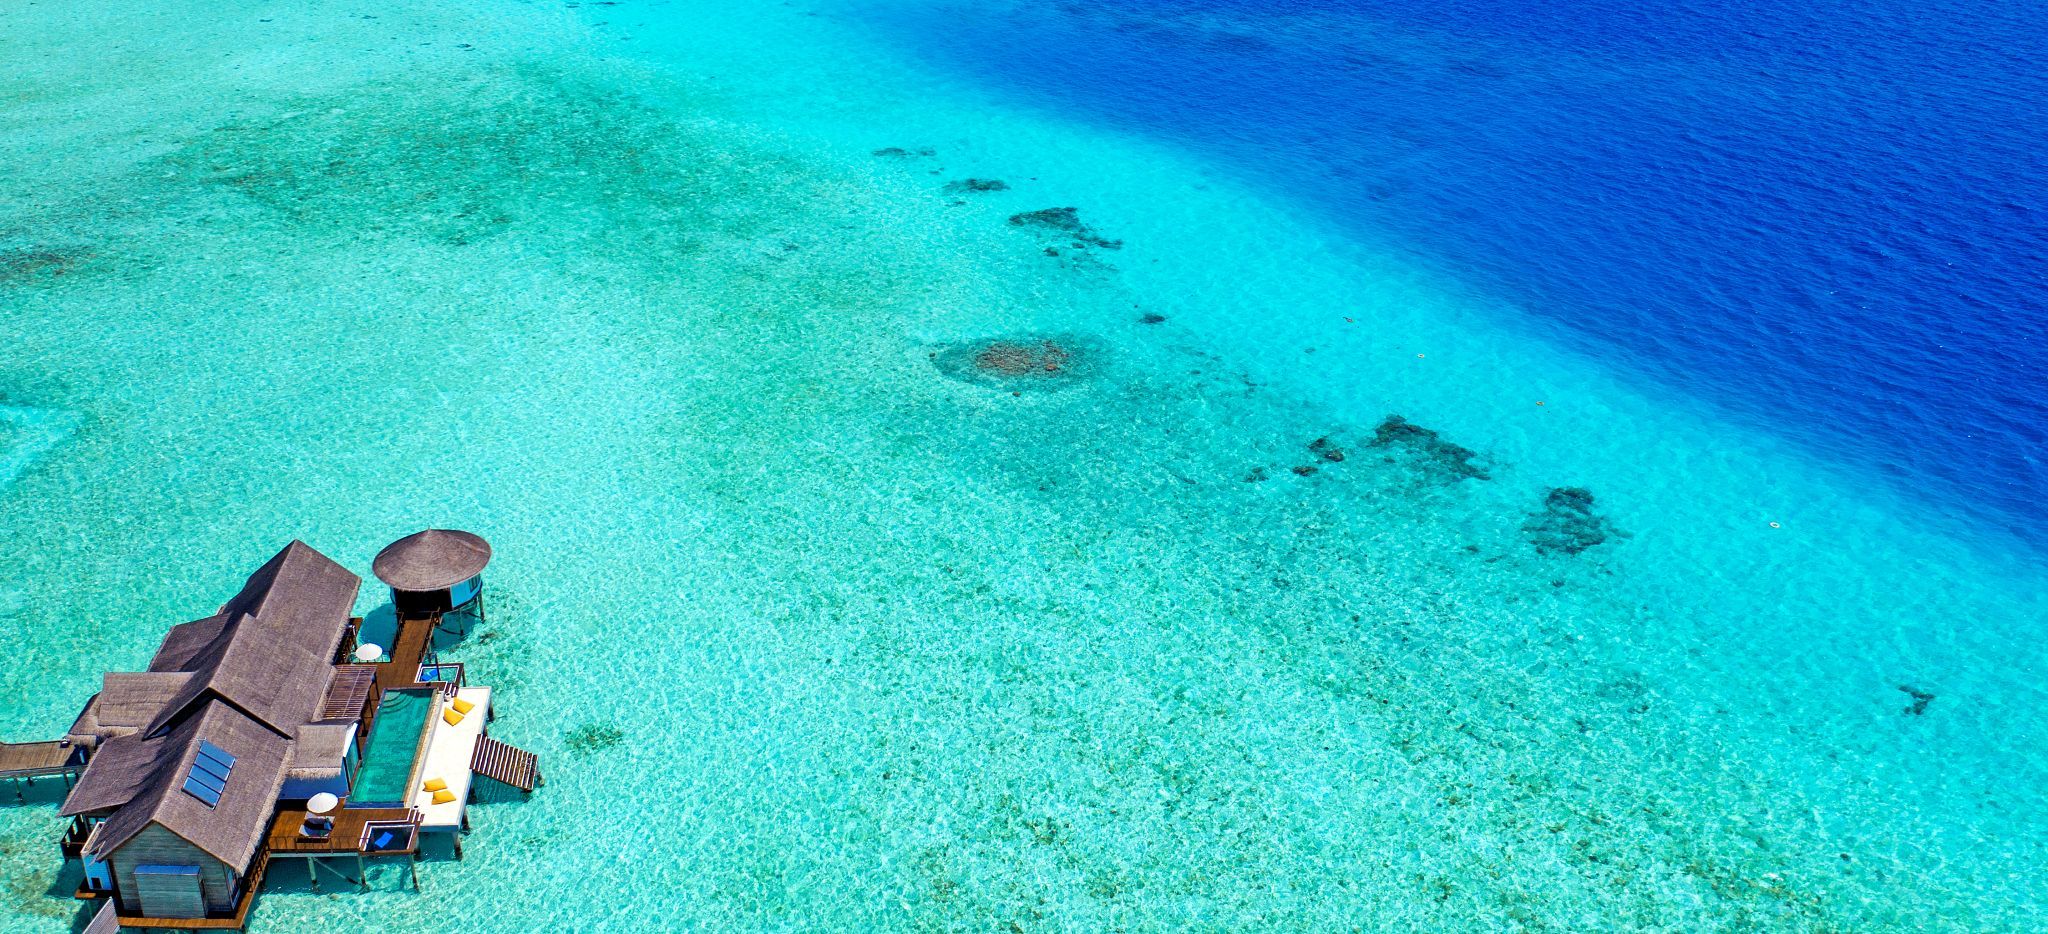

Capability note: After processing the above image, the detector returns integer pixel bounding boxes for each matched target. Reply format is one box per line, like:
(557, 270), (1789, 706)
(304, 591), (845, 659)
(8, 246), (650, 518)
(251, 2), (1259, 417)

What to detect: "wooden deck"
(470, 736), (540, 793)
(266, 806), (420, 856)
(348, 612), (447, 747)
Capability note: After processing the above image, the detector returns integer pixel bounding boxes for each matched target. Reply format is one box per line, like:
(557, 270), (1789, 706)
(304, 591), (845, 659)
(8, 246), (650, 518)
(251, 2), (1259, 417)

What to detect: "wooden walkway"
(344, 612), (444, 748)
(371, 612), (441, 694)
(2, 740), (80, 799)
(0, 740), (78, 778)
(470, 736), (540, 792)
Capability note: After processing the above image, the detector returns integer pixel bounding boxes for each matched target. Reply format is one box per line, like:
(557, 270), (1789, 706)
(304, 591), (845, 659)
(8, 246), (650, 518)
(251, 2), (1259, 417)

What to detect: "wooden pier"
(0, 739), (81, 799)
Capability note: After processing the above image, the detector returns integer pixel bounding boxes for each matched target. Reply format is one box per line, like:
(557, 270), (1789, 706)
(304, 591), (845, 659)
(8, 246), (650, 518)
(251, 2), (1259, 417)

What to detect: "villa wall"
(109, 825), (235, 915)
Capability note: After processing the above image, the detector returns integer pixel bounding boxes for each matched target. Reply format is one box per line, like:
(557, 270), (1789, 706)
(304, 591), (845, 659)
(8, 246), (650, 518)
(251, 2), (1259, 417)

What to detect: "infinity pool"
(351, 688), (436, 807)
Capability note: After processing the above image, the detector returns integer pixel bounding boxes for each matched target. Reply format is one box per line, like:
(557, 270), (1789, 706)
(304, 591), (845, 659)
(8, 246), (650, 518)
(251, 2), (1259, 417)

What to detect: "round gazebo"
(373, 529), (492, 622)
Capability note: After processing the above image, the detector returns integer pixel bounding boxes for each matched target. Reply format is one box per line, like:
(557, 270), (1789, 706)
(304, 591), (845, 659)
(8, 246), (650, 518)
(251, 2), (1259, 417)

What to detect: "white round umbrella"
(306, 792), (339, 815)
(354, 643), (383, 663)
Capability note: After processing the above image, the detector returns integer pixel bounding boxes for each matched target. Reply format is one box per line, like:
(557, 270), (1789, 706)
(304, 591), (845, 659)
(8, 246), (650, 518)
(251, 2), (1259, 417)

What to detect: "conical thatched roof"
(373, 529), (492, 592)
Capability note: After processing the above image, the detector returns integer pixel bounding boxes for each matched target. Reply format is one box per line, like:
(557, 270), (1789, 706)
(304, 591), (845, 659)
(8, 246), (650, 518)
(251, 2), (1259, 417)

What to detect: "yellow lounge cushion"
(423, 777), (448, 793)
(431, 789), (456, 805)
(451, 698), (476, 715)
(442, 709), (465, 727)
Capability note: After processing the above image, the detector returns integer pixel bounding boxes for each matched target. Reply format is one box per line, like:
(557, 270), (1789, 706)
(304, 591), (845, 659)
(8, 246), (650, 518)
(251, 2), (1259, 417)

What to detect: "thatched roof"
(287, 723), (356, 779)
(372, 529), (491, 591)
(142, 541), (360, 739)
(58, 730), (170, 815)
(65, 672), (197, 746)
(67, 700), (289, 869)
(60, 540), (362, 874)
(96, 673), (195, 730)
(147, 614), (233, 672)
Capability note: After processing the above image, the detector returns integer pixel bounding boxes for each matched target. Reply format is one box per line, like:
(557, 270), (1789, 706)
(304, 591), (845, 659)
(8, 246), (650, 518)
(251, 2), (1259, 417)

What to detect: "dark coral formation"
(944, 177), (1009, 193)
(1595, 677), (1652, 715)
(1369, 415), (1488, 481)
(173, 71), (814, 249)
(1899, 684), (1935, 716)
(1522, 487), (1623, 556)
(0, 247), (83, 281)
(1308, 436), (1346, 463)
(931, 336), (1093, 391)
(872, 146), (935, 159)
(565, 722), (625, 754)
(1008, 206), (1122, 249)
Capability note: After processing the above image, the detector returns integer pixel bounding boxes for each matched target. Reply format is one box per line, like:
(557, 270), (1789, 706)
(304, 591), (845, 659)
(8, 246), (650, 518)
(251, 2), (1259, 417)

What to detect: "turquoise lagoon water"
(2, 0), (2044, 930)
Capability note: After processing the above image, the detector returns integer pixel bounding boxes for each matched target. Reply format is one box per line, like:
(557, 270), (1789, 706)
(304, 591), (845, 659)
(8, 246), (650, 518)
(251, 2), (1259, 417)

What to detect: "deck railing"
(337, 616), (365, 664)
(417, 662), (464, 696)
(359, 809), (425, 855)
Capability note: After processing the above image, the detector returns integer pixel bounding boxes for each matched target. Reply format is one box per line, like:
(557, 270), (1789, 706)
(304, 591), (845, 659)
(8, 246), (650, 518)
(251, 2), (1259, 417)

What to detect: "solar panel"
(189, 766), (226, 794)
(180, 742), (236, 809)
(181, 775), (222, 807)
(192, 756), (230, 784)
(195, 741), (236, 772)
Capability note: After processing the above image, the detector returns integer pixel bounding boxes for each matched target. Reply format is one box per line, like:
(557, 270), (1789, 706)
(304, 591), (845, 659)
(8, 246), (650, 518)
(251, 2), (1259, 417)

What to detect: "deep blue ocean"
(857, 0), (2048, 544)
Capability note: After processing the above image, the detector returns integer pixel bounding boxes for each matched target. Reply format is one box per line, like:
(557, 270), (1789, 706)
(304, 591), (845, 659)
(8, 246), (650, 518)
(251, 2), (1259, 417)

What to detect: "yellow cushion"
(423, 777), (448, 793)
(431, 789), (456, 805)
(442, 709), (465, 727)
(451, 698), (476, 715)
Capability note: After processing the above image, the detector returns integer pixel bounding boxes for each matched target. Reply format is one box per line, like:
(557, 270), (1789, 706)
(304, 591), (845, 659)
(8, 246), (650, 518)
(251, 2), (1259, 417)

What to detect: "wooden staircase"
(470, 735), (540, 793)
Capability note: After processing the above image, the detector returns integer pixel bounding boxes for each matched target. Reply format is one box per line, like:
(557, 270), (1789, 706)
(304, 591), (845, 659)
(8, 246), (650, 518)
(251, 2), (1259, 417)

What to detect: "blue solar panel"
(189, 766), (226, 794)
(192, 756), (230, 784)
(195, 741), (236, 772)
(180, 742), (236, 808)
(181, 775), (222, 807)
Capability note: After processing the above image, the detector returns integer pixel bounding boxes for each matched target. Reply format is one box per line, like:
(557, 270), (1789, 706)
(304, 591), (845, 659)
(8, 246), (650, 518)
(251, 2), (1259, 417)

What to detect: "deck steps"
(470, 736), (540, 792)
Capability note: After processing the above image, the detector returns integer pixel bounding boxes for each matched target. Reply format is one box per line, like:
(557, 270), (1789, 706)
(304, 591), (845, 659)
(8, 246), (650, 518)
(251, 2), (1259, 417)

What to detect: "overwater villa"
(16, 532), (539, 932)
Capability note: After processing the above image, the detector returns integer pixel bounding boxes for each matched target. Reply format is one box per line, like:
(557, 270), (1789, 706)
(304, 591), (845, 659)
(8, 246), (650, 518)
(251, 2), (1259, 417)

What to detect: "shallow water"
(2, 0), (2044, 930)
